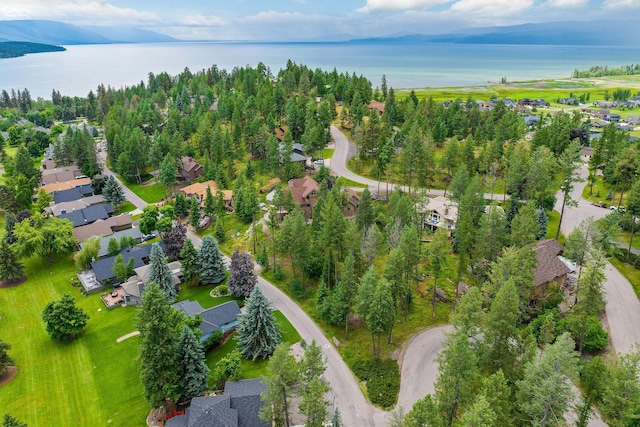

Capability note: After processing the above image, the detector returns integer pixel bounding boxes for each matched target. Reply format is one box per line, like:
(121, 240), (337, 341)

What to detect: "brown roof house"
(368, 100), (385, 115)
(418, 196), (458, 234)
(532, 239), (574, 301)
(179, 156), (203, 181)
(289, 175), (320, 219)
(180, 180), (234, 211)
(342, 188), (361, 218)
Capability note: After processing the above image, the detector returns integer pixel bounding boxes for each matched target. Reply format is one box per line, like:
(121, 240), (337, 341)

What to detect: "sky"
(0, 0), (638, 41)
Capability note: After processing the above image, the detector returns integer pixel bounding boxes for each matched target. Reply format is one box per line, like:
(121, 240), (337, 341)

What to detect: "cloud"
(449, 0), (535, 16)
(0, 0), (158, 25)
(545, 0), (589, 7)
(603, 0), (640, 6)
(357, 0), (452, 12)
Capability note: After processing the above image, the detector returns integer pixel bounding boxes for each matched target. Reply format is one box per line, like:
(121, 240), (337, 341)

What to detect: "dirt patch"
(0, 276), (27, 288)
(116, 331), (140, 343)
(0, 366), (18, 386)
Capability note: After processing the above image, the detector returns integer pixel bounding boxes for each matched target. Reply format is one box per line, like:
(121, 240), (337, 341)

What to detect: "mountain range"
(0, 20), (176, 45)
(349, 20), (637, 46)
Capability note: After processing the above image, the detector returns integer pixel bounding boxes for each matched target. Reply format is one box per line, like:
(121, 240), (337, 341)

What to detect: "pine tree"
(366, 277), (396, 355)
(189, 197), (201, 229)
(355, 187), (374, 230)
(198, 236), (226, 285)
(300, 377), (331, 427)
(236, 286), (281, 360)
(460, 395), (497, 427)
(260, 343), (299, 427)
(174, 192), (188, 218)
(137, 283), (181, 408)
(0, 338), (15, 376)
(0, 240), (23, 283)
(2, 414), (27, 427)
(227, 250), (257, 297)
(204, 185), (215, 218)
(102, 175), (125, 207)
(330, 408), (343, 427)
(176, 325), (210, 400)
(147, 243), (176, 302)
(179, 239), (200, 286)
(510, 200), (539, 247)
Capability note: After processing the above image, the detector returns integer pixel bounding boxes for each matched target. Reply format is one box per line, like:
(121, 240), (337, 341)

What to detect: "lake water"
(1, 42), (640, 98)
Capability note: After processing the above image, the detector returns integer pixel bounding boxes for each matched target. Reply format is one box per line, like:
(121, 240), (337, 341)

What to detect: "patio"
(77, 270), (104, 294)
(100, 287), (125, 310)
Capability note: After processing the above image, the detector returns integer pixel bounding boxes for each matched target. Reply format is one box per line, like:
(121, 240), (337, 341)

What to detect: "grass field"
(125, 180), (166, 204)
(0, 251), (299, 426)
(609, 256), (640, 299)
(322, 148), (335, 159)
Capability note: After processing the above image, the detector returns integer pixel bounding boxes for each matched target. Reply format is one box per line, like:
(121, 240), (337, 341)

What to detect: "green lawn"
(335, 176), (367, 188)
(609, 256), (640, 299)
(546, 210), (566, 244)
(117, 201), (137, 213)
(125, 181), (166, 204)
(322, 148), (335, 159)
(618, 231), (640, 252)
(0, 254), (146, 426)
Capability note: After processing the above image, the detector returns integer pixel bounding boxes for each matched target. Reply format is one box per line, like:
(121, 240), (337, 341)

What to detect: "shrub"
(202, 330), (224, 352)
(352, 358), (400, 409)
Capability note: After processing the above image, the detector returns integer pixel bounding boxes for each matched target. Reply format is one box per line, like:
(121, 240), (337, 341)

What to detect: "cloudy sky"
(0, 0), (637, 40)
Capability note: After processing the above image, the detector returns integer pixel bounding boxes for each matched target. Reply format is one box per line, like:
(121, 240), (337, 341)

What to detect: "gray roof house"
(90, 245), (153, 286)
(58, 203), (114, 227)
(120, 260), (182, 306)
(53, 185), (94, 204)
(45, 194), (105, 216)
(79, 227), (144, 258)
(172, 299), (241, 341)
(165, 378), (269, 427)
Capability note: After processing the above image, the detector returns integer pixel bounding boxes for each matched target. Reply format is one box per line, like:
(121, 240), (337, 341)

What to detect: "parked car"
(144, 233), (156, 241)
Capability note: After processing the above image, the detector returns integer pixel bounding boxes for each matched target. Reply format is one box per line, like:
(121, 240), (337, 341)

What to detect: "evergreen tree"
(428, 227), (450, 317)
(147, 243), (176, 302)
(510, 200), (539, 247)
(176, 325), (210, 400)
(41, 294), (89, 341)
(300, 340), (326, 385)
(227, 250), (257, 297)
(174, 192), (188, 218)
(355, 187), (374, 230)
(189, 197), (201, 229)
(517, 333), (579, 427)
(480, 370), (514, 427)
(159, 155), (177, 198)
(0, 338), (15, 376)
(198, 236), (226, 285)
(571, 253), (606, 353)
(260, 343), (299, 427)
(330, 408), (343, 427)
(404, 394), (441, 427)
(179, 239), (200, 286)
(599, 348), (640, 426)
(0, 240), (23, 283)
(236, 286), (281, 360)
(215, 218), (225, 241)
(204, 185), (216, 218)
(460, 395), (497, 427)
(300, 377), (331, 427)
(102, 175), (125, 207)
(2, 414), (26, 427)
(366, 277), (396, 355)
(136, 283), (181, 408)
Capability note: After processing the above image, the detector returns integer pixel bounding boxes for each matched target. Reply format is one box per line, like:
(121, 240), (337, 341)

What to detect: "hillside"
(0, 20), (176, 45)
(0, 41), (65, 58)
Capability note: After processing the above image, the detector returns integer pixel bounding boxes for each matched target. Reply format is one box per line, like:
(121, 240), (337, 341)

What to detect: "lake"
(1, 41), (639, 98)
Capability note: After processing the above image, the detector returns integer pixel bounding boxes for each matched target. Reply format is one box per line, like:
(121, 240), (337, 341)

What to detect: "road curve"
(100, 158), (383, 426)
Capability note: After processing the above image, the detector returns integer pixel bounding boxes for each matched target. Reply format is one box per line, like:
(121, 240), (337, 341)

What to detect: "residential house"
(274, 125), (288, 142)
(180, 180), (234, 211)
(626, 116), (640, 126)
(73, 214), (133, 243)
(77, 244), (153, 293)
(532, 239), (574, 301)
(603, 113), (621, 122)
(279, 142), (307, 165)
(420, 196), (458, 233)
(522, 115), (540, 126)
(581, 147), (594, 162)
(79, 227), (144, 258)
(45, 194), (105, 216)
(165, 378), (269, 427)
(179, 156), (204, 181)
(591, 120), (609, 129)
(172, 299), (241, 341)
(121, 260), (182, 306)
(43, 177), (92, 195)
(342, 188), (361, 218)
(289, 175), (320, 219)
(41, 163), (83, 184)
(58, 203), (114, 227)
(617, 124), (634, 132)
(368, 100), (385, 115)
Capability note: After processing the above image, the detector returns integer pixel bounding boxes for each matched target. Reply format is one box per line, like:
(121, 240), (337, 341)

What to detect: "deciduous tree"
(13, 214), (77, 263)
(260, 343), (299, 427)
(227, 250), (257, 297)
(41, 294), (89, 341)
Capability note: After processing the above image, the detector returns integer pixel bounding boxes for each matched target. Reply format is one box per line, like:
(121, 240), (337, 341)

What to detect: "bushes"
(352, 358), (400, 409)
(202, 330), (224, 352)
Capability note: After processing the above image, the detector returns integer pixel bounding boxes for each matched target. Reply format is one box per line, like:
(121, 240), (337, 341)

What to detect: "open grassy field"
(125, 180), (166, 204)
(0, 250), (299, 426)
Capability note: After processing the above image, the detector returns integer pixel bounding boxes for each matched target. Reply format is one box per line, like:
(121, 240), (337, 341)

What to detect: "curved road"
(99, 154), (384, 426)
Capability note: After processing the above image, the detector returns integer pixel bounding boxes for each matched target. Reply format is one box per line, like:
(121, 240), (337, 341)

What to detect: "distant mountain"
(0, 20), (177, 45)
(0, 41), (65, 58)
(349, 20), (637, 46)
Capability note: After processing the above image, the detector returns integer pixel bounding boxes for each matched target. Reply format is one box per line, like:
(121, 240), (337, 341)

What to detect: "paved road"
(101, 159), (384, 426)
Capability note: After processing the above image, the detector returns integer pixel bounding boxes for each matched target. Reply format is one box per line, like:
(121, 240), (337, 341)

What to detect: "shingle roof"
(172, 300), (204, 317)
(180, 156), (203, 173)
(42, 178), (92, 194)
(289, 176), (319, 206)
(46, 195), (105, 216)
(200, 301), (241, 334)
(53, 185), (94, 203)
(534, 239), (570, 287)
(90, 245), (153, 283)
(72, 215), (133, 243)
(58, 203), (114, 227)
(81, 227), (144, 258)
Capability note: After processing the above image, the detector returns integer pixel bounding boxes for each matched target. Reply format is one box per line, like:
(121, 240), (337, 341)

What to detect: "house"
(522, 115), (540, 126)
(79, 227), (144, 258)
(626, 116), (640, 125)
(591, 120), (609, 129)
(368, 100), (385, 115)
(121, 260), (182, 306)
(279, 142), (307, 164)
(41, 164), (83, 184)
(581, 147), (594, 162)
(179, 156), (204, 181)
(274, 125), (288, 142)
(45, 194), (105, 216)
(58, 203), (114, 227)
(165, 378), (269, 427)
(342, 188), (361, 218)
(180, 180), (234, 211)
(89, 245), (153, 287)
(73, 214), (133, 243)
(603, 113), (621, 122)
(419, 196), (458, 233)
(532, 239), (573, 301)
(42, 177), (92, 194)
(289, 175), (320, 218)
(172, 299), (241, 341)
